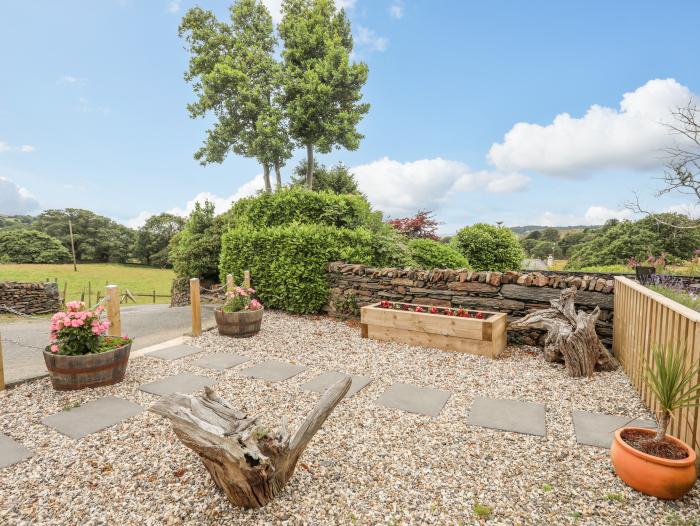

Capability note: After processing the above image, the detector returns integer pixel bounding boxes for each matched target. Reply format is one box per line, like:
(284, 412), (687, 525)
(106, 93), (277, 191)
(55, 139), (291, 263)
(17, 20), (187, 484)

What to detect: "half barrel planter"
(360, 302), (507, 358)
(214, 308), (263, 337)
(43, 342), (132, 390)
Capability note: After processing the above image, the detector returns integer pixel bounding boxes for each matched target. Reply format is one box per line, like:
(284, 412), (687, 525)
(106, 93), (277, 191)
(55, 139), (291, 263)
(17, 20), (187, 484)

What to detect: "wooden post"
(68, 219), (77, 272)
(153, 289), (156, 303)
(243, 270), (251, 289)
(0, 330), (5, 391)
(190, 278), (202, 337)
(62, 281), (67, 307)
(105, 285), (121, 336)
(226, 274), (234, 293)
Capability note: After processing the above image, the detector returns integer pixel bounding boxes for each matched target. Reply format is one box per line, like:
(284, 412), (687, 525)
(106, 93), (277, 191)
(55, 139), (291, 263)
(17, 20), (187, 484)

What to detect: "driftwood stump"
(149, 377), (351, 508)
(509, 287), (618, 377)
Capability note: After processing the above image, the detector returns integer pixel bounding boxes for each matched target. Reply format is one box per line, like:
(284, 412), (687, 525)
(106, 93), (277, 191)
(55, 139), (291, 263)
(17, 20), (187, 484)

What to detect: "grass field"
(0, 263), (175, 306)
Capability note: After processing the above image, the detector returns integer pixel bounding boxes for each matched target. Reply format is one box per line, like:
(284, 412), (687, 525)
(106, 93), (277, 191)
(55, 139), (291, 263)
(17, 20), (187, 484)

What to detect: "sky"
(1, 0), (700, 235)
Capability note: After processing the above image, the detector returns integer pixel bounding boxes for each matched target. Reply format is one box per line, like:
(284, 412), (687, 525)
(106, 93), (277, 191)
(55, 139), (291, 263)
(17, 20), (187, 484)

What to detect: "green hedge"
(0, 229), (71, 263)
(407, 238), (469, 269)
(453, 223), (524, 272)
(226, 187), (374, 229)
(220, 224), (374, 313)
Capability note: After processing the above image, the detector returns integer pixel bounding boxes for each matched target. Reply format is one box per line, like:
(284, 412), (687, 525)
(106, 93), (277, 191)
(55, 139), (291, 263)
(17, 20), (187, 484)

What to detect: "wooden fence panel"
(613, 276), (700, 460)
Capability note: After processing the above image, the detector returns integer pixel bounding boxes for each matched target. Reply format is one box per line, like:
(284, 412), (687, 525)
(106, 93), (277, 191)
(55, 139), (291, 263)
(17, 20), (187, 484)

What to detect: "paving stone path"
(0, 344), (655, 469)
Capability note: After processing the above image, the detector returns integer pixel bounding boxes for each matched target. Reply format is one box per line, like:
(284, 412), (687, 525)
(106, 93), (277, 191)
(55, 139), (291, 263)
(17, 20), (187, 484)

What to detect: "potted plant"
(214, 286), (263, 337)
(610, 343), (699, 499)
(43, 301), (132, 390)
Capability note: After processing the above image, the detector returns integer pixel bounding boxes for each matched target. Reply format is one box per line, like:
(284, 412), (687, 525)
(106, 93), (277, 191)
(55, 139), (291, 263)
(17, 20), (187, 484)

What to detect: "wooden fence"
(613, 276), (700, 458)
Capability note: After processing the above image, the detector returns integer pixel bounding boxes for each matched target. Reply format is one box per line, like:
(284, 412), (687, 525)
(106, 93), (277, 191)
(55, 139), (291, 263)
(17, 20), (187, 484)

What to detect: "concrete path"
(0, 304), (217, 385)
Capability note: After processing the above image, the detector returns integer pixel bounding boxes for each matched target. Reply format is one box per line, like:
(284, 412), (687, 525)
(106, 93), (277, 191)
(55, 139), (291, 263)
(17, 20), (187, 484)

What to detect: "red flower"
(415, 306), (424, 313)
(402, 304), (410, 310)
(430, 306), (438, 314)
(464, 312), (472, 318)
(476, 312), (484, 319)
(445, 309), (454, 316)
(456, 308), (465, 317)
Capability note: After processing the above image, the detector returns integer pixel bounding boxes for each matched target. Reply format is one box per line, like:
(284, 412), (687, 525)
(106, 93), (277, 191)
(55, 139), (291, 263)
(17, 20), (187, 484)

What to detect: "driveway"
(0, 304), (217, 385)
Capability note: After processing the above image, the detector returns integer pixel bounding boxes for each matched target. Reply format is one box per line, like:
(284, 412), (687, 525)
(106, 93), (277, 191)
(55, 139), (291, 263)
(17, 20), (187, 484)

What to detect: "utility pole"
(68, 219), (77, 272)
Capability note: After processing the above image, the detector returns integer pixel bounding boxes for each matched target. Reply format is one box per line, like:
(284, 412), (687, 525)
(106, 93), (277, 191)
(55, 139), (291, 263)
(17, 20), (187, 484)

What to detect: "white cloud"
(126, 175), (264, 227)
(584, 206), (633, 224)
(262, 0), (354, 23)
(167, 0), (180, 13)
(356, 26), (388, 52)
(0, 177), (40, 214)
(534, 206), (632, 227)
(351, 157), (529, 216)
(388, 1), (404, 19)
(488, 78), (698, 178)
(0, 140), (36, 153)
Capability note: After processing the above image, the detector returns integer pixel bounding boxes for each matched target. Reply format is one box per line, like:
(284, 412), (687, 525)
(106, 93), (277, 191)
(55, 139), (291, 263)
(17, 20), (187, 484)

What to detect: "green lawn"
(0, 263), (175, 306)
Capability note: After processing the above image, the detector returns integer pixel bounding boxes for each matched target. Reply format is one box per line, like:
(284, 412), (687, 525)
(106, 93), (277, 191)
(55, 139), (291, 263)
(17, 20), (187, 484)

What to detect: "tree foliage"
(387, 210), (439, 240)
(289, 160), (360, 194)
(134, 213), (185, 267)
(169, 201), (225, 279)
(279, 0), (369, 187)
(0, 229), (71, 264)
(33, 208), (134, 263)
(453, 223), (525, 272)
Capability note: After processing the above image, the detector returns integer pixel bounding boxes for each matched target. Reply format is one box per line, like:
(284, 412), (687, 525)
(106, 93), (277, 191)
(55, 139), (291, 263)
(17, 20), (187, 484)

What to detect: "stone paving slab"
(192, 353), (250, 371)
(467, 397), (546, 436)
(148, 344), (202, 361)
(240, 361), (306, 382)
(41, 396), (144, 439)
(139, 373), (215, 396)
(572, 410), (656, 449)
(376, 383), (451, 417)
(0, 434), (33, 469)
(300, 372), (372, 399)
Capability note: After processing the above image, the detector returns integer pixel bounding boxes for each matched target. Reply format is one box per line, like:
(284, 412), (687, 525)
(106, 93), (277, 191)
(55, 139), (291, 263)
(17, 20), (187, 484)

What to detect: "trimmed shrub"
(408, 238), (469, 269)
(453, 223), (525, 272)
(0, 229), (71, 263)
(219, 224), (374, 313)
(225, 187), (374, 229)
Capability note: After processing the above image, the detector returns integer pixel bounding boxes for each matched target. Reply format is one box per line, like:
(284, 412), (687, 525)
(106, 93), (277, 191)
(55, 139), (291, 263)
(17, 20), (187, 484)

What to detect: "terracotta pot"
(214, 307), (263, 337)
(43, 341), (131, 391)
(610, 427), (697, 500)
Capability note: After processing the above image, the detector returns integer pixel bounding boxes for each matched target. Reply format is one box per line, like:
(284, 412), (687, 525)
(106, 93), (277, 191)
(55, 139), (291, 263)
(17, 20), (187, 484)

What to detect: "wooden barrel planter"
(214, 308), (263, 337)
(43, 342), (131, 391)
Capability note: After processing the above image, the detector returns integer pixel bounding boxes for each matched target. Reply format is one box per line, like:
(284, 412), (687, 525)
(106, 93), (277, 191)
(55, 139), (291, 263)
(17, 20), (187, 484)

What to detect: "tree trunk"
(274, 161), (282, 191)
(656, 410), (670, 441)
(262, 164), (272, 193)
(306, 143), (314, 190)
(509, 287), (618, 377)
(149, 378), (351, 508)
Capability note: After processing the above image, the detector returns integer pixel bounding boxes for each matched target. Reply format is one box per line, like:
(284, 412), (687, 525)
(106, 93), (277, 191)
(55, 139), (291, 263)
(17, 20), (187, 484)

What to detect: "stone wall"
(0, 281), (61, 315)
(171, 277), (225, 307)
(325, 263), (616, 348)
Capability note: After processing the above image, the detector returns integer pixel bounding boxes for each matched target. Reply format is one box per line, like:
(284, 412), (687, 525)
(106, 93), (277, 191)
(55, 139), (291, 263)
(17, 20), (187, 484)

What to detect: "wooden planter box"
(360, 302), (506, 358)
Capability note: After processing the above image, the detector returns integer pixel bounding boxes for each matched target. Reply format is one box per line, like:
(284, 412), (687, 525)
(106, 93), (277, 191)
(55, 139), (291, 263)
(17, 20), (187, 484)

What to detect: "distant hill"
(510, 225), (599, 236)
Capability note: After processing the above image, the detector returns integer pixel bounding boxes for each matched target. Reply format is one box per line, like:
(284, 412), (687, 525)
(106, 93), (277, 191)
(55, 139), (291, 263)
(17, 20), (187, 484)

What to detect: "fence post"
(105, 285), (121, 336)
(226, 274), (234, 293)
(153, 289), (156, 304)
(0, 330), (5, 391)
(190, 278), (202, 337)
(243, 270), (251, 289)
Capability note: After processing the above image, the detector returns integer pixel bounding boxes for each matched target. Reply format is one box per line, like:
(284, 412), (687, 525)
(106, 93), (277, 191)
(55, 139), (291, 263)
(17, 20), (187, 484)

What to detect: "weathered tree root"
(149, 377), (351, 508)
(509, 287), (618, 377)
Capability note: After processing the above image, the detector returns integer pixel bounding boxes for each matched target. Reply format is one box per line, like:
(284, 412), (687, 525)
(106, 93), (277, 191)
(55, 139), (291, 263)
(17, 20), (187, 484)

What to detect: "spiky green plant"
(644, 343), (700, 441)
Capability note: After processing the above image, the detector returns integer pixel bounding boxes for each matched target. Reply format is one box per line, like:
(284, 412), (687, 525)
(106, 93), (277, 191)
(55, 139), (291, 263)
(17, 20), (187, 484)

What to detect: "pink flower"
(248, 299), (263, 311)
(50, 344), (59, 353)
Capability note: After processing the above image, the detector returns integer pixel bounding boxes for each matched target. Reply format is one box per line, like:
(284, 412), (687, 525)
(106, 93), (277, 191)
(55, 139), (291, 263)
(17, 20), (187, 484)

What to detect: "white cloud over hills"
(0, 177), (40, 215)
(488, 78), (697, 178)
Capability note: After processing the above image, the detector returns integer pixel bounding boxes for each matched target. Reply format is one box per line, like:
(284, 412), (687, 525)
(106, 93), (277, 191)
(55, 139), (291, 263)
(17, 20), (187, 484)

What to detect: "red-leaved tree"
(387, 210), (439, 239)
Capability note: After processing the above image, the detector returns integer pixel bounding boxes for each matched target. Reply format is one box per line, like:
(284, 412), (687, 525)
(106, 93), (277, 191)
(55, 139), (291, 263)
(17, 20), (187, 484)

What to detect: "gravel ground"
(1, 311), (698, 526)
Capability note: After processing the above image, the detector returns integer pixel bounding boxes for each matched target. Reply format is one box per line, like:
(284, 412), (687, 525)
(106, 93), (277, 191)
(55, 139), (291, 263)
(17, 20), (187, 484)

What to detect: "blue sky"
(1, 0), (700, 234)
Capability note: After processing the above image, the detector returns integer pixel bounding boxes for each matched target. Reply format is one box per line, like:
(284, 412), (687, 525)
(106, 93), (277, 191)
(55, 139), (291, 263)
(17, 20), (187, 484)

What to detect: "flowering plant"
(49, 301), (129, 356)
(222, 287), (263, 313)
(377, 301), (488, 319)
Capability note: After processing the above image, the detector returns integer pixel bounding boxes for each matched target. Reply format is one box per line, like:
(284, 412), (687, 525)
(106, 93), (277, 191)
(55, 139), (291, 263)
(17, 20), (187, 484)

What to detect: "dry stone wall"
(326, 262), (616, 348)
(0, 281), (61, 315)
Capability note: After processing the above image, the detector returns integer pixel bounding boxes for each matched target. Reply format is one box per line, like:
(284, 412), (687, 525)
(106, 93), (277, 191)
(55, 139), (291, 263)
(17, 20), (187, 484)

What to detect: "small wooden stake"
(226, 274), (234, 293)
(190, 278), (202, 337)
(62, 281), (68, 307)
(0, 330), (5, 391)
(68, 218), (77, 272)
(105, 285), (121, 336)
(153, 289), (156, 303)
(243, 270), (251, 289)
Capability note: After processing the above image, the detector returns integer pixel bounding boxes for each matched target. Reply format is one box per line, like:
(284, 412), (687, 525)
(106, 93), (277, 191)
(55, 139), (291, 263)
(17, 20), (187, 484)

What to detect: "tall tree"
(179, 0), (291, 191)
(134, 213), (186, 267)
(289, 160), (360, 194)
(280, 0), (369, 189)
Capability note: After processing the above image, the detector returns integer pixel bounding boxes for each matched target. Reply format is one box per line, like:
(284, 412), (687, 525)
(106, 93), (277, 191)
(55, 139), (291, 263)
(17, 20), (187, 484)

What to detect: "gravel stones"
(0, 311), (698, 525)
